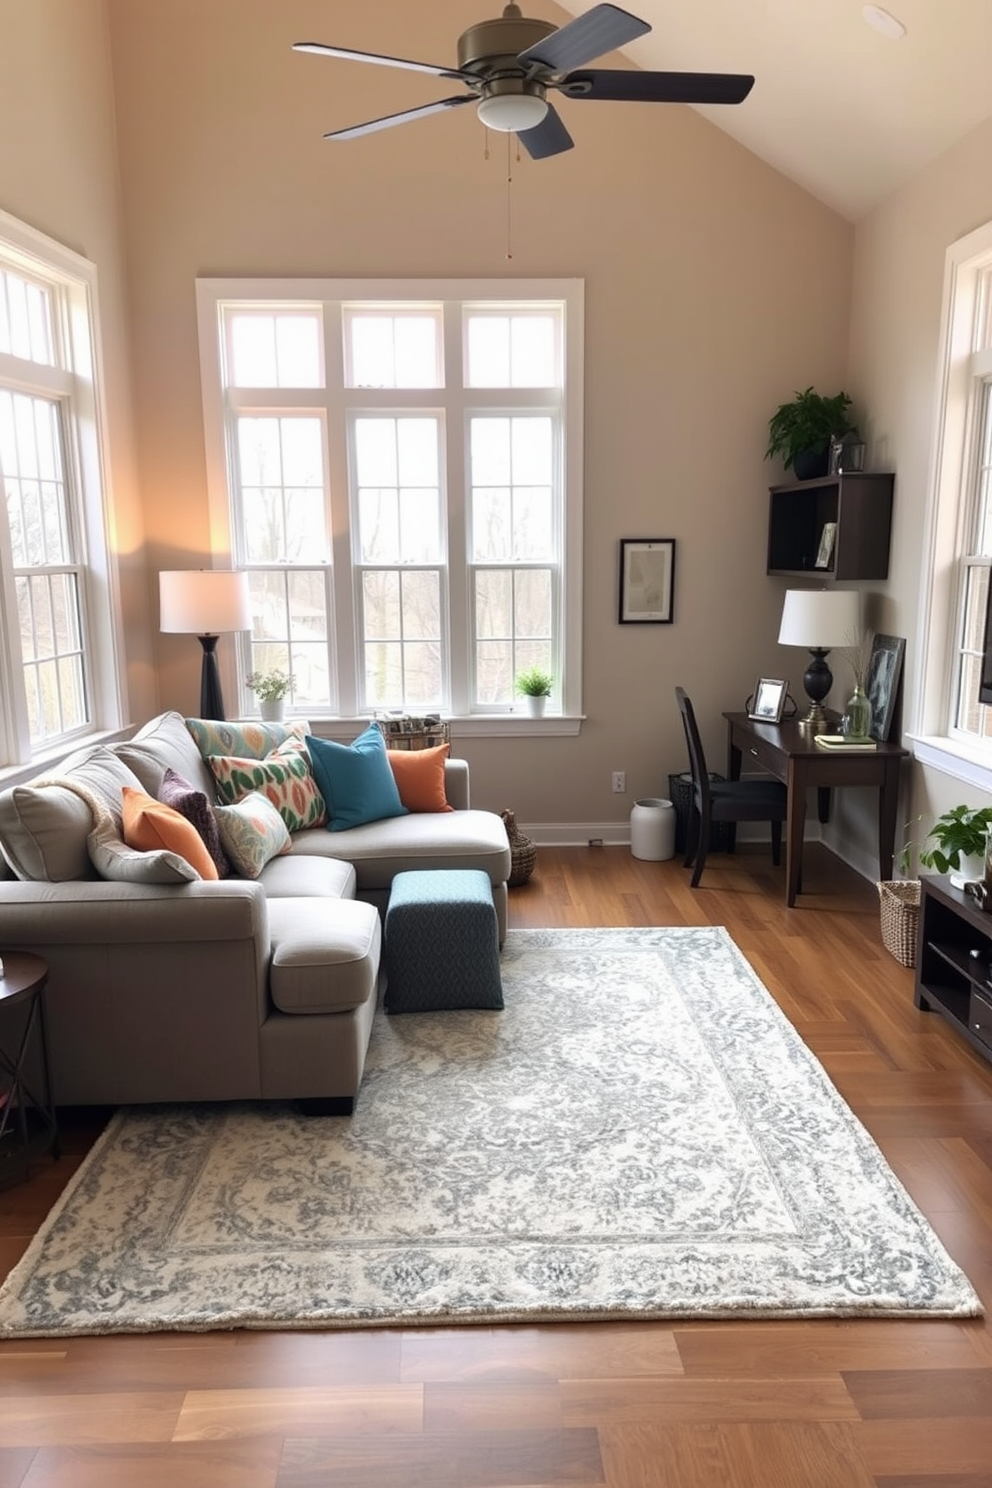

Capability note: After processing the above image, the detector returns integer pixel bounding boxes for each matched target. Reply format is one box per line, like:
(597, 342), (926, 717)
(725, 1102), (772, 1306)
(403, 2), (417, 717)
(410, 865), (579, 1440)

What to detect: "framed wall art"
(618, 538), (676, 624)
(865, 633), (906, 742)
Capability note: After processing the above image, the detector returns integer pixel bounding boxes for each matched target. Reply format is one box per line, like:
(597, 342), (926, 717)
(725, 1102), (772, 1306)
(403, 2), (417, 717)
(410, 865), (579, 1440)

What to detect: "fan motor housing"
(457, 14), (557, 75)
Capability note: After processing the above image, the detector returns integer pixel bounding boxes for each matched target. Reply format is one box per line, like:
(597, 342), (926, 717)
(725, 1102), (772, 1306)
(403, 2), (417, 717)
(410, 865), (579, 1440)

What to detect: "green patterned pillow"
(207, 738), (326, 831)
(213, 792), (292, 878)
(185, 717), (309, 761)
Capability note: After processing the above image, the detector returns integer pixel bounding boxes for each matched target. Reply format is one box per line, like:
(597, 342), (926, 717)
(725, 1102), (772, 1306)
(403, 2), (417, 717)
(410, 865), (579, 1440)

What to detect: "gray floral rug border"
(0, 926), (981, 1337)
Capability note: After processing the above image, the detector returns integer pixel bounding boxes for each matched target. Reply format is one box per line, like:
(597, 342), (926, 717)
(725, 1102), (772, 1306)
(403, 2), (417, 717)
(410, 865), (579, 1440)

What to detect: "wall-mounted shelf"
(767, 471), (894, 581)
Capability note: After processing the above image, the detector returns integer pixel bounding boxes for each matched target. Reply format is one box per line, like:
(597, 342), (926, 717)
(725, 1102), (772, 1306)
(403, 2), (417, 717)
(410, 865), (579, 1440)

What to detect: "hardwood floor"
(3, 844), (992, 1487)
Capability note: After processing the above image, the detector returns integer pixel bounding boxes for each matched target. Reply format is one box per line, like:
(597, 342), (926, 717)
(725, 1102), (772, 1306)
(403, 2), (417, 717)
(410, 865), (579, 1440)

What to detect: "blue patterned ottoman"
(384, 868), (503, 1013)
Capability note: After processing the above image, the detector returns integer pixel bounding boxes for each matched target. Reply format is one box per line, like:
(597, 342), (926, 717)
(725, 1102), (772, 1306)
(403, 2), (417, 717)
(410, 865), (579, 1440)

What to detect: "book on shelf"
(814, 734), (877, 750)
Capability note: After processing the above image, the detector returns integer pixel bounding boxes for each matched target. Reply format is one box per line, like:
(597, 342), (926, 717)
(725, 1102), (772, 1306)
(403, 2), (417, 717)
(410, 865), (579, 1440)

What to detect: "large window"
(0, 210), (119, 770)
(196, 279), (583, 727)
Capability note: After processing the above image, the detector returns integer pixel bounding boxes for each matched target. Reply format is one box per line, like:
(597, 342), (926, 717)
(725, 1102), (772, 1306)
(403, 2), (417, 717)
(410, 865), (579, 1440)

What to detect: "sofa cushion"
(207, 740), (327, 832)
(287, 809), (512, 890)
(306, 727), (408, 832)
(387, 742), (453, 812)
(122, 787), (218, 880)
(213, 791), (292, 878)
(185, 717), (308, 761)
(158, 767), (231, 878)
(116, 710), (216, 799)
(267, 897), (381, 1014)
(56, 747), (147, 819)
(0, 783), (96, 881)
(87, 815), (201, 885)
(258, 854), (357, 900)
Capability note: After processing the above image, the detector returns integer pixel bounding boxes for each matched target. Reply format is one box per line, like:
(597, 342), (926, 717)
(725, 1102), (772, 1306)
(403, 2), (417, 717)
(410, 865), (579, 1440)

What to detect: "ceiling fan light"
(477, 92), (548, 133)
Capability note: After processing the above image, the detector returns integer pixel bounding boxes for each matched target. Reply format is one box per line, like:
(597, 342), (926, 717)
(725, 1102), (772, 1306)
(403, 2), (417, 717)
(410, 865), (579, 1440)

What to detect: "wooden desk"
(723, 713), (908, 908)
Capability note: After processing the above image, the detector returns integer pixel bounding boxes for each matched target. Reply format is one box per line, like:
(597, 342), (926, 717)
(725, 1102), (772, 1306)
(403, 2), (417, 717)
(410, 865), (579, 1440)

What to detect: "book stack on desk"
(814, 734), (878, 750)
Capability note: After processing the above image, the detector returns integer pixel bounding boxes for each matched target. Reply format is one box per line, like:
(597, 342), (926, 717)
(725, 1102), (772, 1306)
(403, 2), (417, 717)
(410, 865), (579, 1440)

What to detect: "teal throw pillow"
(306, 726), (409, 833)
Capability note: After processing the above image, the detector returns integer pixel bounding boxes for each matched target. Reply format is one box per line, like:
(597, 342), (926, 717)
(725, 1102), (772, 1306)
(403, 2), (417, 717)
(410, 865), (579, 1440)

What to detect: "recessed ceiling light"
(862, 4), (907, 39)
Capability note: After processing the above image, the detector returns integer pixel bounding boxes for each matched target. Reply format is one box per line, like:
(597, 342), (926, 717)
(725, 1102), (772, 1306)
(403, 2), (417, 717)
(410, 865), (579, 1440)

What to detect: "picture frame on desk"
(866, 633), (905, 742)
(618, 538), (675, 624)
(747, 677), (789, 723)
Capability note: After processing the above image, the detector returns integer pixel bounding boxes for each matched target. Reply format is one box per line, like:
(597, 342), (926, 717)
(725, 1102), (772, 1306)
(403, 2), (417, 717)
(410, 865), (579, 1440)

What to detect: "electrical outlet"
(612, 771), (626, 794)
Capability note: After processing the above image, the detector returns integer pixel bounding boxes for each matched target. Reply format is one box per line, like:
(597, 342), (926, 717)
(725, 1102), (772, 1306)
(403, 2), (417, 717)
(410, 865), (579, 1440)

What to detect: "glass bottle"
(841, 684), (872, 742)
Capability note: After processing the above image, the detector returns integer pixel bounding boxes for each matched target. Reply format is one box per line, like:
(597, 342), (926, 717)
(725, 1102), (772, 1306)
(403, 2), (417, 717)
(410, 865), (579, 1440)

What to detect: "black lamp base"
(197, 634), (226, 721)
(798, 647), (833, 733)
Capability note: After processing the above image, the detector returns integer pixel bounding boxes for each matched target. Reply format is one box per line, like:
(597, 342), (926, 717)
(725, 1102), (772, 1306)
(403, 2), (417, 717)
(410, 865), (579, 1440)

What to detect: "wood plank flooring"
(3, 844), (992, 1487)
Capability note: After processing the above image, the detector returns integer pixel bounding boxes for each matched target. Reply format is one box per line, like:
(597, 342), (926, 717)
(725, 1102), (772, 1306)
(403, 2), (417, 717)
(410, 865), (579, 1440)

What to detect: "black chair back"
(675, 687), (711, 816)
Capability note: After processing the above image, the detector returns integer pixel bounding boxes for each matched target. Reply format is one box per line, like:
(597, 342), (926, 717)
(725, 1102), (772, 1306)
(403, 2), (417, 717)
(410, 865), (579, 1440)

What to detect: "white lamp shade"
(159, 570), (251, 636)
(476, 92), (548, 133)
(778, 588), (861, 649)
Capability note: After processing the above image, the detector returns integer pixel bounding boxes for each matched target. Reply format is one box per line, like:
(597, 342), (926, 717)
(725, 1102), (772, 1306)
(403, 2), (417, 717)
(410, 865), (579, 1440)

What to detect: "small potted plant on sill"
(900, 804), (992, 889)
(765, 386), (856, 480)
(246, 667), (295, 722)
(515, 666), (554, 719)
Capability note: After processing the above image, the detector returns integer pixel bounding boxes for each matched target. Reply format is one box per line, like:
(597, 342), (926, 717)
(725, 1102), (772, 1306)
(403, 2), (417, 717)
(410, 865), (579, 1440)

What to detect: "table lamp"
(778, 588), (861, 733)
(159, 569), (251, 721)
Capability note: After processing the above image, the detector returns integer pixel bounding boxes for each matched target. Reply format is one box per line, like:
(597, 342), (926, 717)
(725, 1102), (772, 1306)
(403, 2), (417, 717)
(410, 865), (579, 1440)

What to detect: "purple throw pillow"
(158, 767), (231, 879)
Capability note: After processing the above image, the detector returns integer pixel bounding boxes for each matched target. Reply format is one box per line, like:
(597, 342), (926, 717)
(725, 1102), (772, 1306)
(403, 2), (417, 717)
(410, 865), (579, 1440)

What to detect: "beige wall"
(837, 113), (992, 872)
(0, 0), (156, 723)
(105, 0), (852, 829)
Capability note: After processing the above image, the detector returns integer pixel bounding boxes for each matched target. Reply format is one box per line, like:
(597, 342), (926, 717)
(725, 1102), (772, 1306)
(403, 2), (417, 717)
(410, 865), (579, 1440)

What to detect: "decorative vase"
(524, 694), (547, 718)
(501, 808), (537, 886)
(841, 685), (872, 742)
(259, 699), (285, 722)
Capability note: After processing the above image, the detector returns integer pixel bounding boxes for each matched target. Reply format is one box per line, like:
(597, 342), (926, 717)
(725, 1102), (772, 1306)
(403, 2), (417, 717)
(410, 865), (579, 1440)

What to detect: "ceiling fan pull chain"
(505, 130), (514, 261)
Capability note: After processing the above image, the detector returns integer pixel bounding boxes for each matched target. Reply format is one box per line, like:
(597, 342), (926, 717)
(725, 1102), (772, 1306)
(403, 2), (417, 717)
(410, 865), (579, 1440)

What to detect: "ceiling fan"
(293, 2), (754, 161)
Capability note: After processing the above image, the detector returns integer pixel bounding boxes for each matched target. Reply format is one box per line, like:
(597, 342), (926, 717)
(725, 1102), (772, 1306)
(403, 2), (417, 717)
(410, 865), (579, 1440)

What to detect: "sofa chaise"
(0, 711), (511, 1112)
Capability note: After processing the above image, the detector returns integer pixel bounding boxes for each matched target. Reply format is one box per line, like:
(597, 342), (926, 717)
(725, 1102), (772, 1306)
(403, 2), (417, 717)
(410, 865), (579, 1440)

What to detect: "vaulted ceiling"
(558, 0), (992, 220)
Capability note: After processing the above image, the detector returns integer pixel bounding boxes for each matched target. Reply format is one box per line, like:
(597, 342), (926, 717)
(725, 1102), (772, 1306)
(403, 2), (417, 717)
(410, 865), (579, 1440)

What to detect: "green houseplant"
(515, 666), (554, 717)
(765, 387), (856, 479)
(901, 805), (992, 881)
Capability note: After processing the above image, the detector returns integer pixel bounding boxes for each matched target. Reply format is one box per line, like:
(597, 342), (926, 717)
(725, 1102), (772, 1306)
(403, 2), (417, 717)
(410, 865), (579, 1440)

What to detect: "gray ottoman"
(384, 868), (503, 1013)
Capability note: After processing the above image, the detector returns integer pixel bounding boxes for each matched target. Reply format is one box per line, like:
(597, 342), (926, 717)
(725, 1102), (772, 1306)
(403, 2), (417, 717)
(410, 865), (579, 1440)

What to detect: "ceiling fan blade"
(323, 95), (476, 141)
(518, 4), (650, 74)
(294, 41), (466, 82)
(517, 102), (575, 160)
(559, 69), (755, 105)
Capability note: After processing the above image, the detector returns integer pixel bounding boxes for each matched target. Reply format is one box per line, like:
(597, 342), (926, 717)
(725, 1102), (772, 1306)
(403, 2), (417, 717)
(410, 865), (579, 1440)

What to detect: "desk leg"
(877, 756), (902, 881)
(785, 761), (807, 907)
(817, 786), (831, 825)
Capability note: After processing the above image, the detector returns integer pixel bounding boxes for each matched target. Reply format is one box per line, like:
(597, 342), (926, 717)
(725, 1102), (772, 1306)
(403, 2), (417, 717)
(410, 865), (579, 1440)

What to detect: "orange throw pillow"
(386, 742), (453, 813)
(121, 786), (219, 880)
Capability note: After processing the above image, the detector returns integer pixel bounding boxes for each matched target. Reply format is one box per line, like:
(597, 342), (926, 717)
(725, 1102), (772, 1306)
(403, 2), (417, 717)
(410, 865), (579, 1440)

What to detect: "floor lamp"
(778, 588), (861, 733)
(159, 569), (252, 721)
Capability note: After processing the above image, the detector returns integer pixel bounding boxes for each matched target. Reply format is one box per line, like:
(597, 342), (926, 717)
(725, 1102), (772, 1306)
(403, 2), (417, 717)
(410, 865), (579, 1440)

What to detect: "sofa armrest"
(444, 757), (469, 811)
(0, 878), (267, 946)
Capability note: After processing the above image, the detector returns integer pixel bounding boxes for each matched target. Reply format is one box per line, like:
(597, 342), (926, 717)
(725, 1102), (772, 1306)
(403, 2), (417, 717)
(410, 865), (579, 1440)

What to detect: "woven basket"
(501, 808), (536, 887)
(877, 879), (921, 968)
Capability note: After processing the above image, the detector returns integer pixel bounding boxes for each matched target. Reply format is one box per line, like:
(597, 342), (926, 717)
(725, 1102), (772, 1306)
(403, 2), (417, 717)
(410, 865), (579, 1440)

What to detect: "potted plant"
(901, 804), (992, 888)
(765, 386), (856, 480)
(246, 667), (295, 721)
(515, 666), (554, 718)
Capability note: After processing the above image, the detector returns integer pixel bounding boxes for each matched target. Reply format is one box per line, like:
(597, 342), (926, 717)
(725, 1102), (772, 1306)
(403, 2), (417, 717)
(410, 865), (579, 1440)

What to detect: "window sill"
(303, 714), (584, 742)
(908, 732), (992, 794)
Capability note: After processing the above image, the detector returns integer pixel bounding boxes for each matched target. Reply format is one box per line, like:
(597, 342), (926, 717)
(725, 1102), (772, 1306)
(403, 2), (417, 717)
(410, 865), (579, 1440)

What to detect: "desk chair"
(675, 687), (788, 888)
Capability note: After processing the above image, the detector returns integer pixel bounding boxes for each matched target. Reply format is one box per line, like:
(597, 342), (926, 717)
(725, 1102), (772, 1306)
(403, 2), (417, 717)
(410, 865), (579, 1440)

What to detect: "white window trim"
(196, 277), (584, 730)
(0, 207), (125, 775)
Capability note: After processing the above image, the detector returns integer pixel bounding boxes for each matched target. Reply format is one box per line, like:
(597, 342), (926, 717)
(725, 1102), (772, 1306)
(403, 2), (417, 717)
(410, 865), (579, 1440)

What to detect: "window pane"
(470, 417), (554, 562)
(471, 418), (510, 487)
(16, 571), (87, 745)
(976, 383), (992, 554)
(476, 639), (513, 705)
(0, 268), (54, 364)
(515, 568), (552, 638)
(1, 392), (69, 566)
(238, 416), (327, 563)
(465, 313), (558, 387)
(229, 313), (321, 387)
(472, 487), (511, 562)
(475, 569), (512, 640)
(355, 418), (398, 487)
(356, 417), (442, 563)
(347, 313), (441, 388)
(361, 569), (441, 709)
(248, 568), (332, 708)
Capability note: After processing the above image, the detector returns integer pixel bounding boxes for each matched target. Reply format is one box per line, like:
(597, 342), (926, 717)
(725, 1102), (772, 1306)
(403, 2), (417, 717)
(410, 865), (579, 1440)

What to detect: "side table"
(0, 951), (59, 1188)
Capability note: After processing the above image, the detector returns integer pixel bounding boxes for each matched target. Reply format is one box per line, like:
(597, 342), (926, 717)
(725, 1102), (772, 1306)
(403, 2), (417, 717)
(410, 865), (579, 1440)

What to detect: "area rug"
(0, 927), (981, 1337)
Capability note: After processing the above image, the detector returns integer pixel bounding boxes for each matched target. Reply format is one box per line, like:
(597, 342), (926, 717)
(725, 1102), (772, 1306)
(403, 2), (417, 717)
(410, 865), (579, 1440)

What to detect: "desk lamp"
(778, 588), (861, 733)
(159, 569), (251, 721)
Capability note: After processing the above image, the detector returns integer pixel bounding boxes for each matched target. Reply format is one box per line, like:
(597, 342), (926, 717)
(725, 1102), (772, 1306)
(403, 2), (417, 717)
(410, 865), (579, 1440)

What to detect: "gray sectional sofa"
(0, 712), (511, 1112)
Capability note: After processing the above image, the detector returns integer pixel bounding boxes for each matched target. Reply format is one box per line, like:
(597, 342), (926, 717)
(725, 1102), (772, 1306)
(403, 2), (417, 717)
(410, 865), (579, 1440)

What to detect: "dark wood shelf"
(767, 471), (894, 581)
(915, 875), (992, 1062)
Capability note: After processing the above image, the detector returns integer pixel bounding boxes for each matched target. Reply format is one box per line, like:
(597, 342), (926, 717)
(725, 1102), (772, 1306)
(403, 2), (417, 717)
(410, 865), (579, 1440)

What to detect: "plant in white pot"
(515, 666), (553, 718)
(246, 667), (295, 721)
(902, 805), (992, 889)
